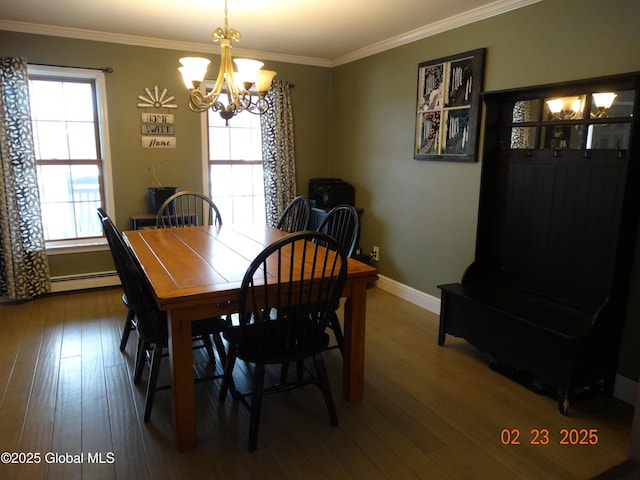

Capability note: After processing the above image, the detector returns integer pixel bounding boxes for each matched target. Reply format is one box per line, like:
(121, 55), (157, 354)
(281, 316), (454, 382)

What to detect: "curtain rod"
(29, 63), (113, 73)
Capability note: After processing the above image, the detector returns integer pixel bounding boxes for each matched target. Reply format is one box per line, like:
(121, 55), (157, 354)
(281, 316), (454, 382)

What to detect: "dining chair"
(276, 195), (311, 232)
(316, 204), (360, 354)
(97, 208), (136, 352)
(155, 190), (223, 228)
(100, 213), (227, 421)
(316, 204), (360, 257)
(218, 231), (348, 452)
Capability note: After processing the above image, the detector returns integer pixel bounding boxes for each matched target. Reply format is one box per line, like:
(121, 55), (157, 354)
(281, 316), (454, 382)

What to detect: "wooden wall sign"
(137, 87), (177, 148)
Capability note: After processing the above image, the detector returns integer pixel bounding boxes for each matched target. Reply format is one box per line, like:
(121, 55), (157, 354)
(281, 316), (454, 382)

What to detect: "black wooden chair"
(218, 231), (348, 452)
(100, 212), (227, 421)
(276, 195), (311, 232)
(316, 204), (360, 257)
(155, 190), (223, 228)
(97, 208), (136, 352)
(316, 204), (360, 354)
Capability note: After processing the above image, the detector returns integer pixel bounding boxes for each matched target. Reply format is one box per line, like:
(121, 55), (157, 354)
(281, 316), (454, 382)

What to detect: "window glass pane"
(67, 122), (98, 159)
(29, 81), (65, 120)
(230, 127), (262, 160)
(586, 123), (631, 149)
(252, 164), (264, 196)
(511, 100), (539, 123)
(37, 164), (102, 239)
(590, 90), (634, 119)
(63, 82), (94, 120)
(543, 95), (586, 121)
(232, 195), (254, 224)
(38, 165), (72, 203)
(253, 195), (266, 225)
(208, 109), (228, 128)
(209, 127), (230, 160)
(542, 125), (584, 149)
(71, 165), (100, 200)
(510, 127), (537, 149)
(207, 111), (264, 225)
(41, 202), (76, 241)
(33, 121), (69, 159)
(216, 197), (234, 224)
(210, 164), (233, 197)
(230, 164), (253, 195)
(30, 70), (107, 242)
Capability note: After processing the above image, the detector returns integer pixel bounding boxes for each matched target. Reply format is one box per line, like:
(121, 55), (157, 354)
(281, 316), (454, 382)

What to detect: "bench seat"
(438, 281), (612, 414)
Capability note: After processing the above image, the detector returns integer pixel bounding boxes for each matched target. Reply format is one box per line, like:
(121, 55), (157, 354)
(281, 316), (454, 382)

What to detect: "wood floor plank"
(0, 286), (633, 479)
(80, 291), (116, 480)
(48, 355), (82, 480)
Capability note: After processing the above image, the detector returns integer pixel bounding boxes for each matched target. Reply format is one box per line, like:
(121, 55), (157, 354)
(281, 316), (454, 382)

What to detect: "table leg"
(167, 310), (196, 450)
(342, 281), (367, 400)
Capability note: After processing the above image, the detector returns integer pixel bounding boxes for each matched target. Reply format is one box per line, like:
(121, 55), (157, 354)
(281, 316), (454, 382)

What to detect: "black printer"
(308, 178), (355, 209)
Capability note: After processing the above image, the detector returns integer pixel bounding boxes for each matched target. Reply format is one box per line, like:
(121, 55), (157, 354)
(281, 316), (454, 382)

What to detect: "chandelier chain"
(223, 0), (229, 34)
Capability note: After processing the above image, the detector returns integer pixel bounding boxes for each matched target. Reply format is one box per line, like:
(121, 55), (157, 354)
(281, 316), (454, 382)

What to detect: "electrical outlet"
(371, 245), (380, 262)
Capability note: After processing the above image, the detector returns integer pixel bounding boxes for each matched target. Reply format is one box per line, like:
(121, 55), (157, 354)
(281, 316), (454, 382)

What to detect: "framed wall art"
(414, 48), (485, 162)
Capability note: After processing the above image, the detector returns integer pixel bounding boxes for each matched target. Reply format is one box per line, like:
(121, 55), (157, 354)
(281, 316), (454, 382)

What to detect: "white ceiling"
(0, 0), (539, 66)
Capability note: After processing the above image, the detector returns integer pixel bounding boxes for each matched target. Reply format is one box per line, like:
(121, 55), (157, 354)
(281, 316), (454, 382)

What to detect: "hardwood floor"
(0, 286), (633, 479)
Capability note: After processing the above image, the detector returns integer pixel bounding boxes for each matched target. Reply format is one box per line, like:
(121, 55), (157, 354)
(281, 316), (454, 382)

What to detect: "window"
(206, 110), (265, 225)
(504, 89), (634, 151)
(28, 66), (113, 250)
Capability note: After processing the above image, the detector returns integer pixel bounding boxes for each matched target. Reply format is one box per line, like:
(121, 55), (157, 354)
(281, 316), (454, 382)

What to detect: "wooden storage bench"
(438, 279), (611, 414)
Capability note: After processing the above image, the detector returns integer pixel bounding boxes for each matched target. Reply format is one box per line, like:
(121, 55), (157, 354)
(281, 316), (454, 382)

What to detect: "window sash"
(28, 65), (113, 249)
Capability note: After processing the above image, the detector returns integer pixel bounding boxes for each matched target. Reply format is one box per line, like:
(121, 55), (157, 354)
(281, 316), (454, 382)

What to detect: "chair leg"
(144, 344), (163, 422)
(212, 332), (227, 370)
(219, 344), (237, 402)
(313, 353), (338, 426)
(279, 362), (289, 383)
(296, 360), (304, 382)
(329, 312), (344, 355)
(134, 339), (149, 384)
(119, 308), (136, 352)
(248, 363), (266, 452)
(200, 334), (216, 364)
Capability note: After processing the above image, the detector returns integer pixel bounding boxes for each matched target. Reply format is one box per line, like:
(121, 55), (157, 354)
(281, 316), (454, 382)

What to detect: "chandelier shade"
(178, 0), (277, 121)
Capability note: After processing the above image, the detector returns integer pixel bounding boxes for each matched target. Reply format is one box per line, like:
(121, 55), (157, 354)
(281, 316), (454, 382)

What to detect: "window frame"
(201, 108), (266, 225)
(27, 65), (115, 254)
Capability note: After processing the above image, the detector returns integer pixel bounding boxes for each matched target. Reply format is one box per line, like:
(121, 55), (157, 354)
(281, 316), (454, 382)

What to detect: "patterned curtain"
(0, 57), (50, 299)
(261, 80), (298, 227)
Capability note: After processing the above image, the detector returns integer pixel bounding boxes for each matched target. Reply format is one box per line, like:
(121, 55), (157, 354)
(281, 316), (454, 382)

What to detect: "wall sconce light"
(545, 96), (584, 120)
(592, 92), (617, 118)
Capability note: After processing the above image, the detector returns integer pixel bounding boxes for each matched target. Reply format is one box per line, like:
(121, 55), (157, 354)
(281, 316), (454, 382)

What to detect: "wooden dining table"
(123, 223), (378, 450)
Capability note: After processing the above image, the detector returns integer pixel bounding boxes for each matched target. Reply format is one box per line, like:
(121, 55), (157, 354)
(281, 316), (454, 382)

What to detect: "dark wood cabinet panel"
(438, 72), (640, 413)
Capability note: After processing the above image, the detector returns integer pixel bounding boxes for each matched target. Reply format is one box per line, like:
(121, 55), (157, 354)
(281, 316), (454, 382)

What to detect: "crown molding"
(0, 19), (332, 68)
(331, 0), (542, 66)
(1, 0), (540, 68)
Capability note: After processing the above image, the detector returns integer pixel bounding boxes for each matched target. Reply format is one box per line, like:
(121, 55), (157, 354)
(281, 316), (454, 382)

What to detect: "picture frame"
(414, 48), (485, 162)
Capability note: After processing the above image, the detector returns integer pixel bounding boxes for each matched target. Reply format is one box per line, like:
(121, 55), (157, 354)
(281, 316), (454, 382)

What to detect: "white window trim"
(28, 65), (115, 252)
(201, 112), (209, 194)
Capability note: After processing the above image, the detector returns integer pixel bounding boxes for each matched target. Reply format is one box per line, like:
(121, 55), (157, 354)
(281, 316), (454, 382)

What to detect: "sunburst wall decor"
(137, 86), (177, 109)
(137, 85), (177, 149)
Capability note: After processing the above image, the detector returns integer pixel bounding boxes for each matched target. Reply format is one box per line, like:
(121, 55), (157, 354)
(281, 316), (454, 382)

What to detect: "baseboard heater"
(50, 270), (120, 293)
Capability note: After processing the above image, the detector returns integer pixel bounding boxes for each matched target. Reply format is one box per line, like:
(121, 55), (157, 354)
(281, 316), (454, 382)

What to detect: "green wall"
(0, 30), (332, 268)
(3, 0), (640, 379)
(329, 0), (640, 379)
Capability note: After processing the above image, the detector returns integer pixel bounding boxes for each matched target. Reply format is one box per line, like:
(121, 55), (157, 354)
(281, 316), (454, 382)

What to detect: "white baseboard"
(374, 274), (637, 406)
(375, 274), (441, 315)
(49, 271), (120, 293)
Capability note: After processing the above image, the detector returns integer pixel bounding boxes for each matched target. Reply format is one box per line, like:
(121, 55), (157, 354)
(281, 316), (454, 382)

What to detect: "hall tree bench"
(438, 72), (640, 414)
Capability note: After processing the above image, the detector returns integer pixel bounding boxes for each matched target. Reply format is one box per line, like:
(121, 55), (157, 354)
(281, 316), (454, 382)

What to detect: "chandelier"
(178, 0), (277, 121)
